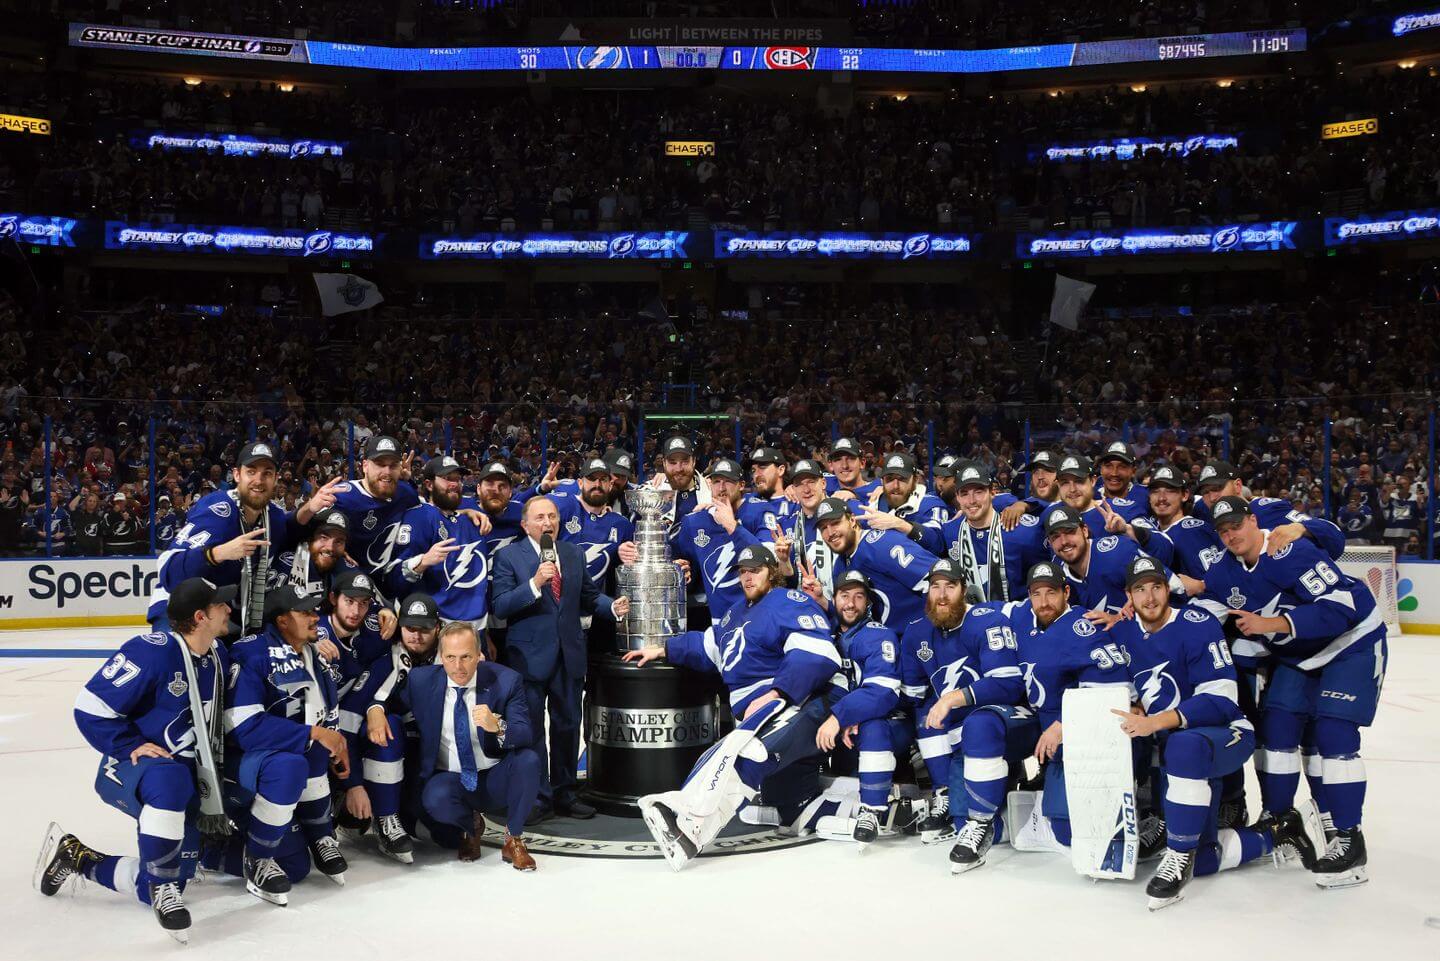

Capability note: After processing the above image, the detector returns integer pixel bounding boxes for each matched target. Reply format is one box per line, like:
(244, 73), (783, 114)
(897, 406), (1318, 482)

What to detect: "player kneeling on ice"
(900, 559), (1027, 872)
(39, 577), (237, 943)
(624, 544), (848, 870)
(215, 585), (352, 905)
(1109, 556), (1315, 910)
(812, 570), (910, 845)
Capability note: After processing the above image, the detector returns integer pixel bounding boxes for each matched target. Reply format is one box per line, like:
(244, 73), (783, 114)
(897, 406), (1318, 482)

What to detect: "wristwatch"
(495, 717), (507, 745)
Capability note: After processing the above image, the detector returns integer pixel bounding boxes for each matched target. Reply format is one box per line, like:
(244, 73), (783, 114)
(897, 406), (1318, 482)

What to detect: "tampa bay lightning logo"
(1183, 135), (1206, 156)
(1212, 226), (1241, 251)
(1136, 661), (1182, 712)
(1073, 618), (1097, 637)
(608, 234), (636, 258)
(366, 521), (406, 573)
(720, 622), (748, 671)
(577, 46), (624, 69)
(445, 542), (490, 590)
(289, 140), (312, 158)
(902, 234), (931, 259)
(1021, 661), (1046, 708)
(0, 216), (16, 238)
(706, 541), (741, 594)
(244, 40), (261, 54)
(304, 231), (333, 256)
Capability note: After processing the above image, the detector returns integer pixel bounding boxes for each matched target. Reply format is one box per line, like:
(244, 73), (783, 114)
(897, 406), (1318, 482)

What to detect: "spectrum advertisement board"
(1020, 222), (1298, 258)
(420, 231), (690, 260)
(715, 232), (974, 260)
(104, 222), (373, 257)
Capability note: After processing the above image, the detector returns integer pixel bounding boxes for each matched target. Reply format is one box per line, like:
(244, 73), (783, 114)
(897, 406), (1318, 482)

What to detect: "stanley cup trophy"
(584, 488), (719, 815)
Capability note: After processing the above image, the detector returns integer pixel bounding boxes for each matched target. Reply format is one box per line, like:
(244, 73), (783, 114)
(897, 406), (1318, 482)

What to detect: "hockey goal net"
(1337, 545), (1401, 634)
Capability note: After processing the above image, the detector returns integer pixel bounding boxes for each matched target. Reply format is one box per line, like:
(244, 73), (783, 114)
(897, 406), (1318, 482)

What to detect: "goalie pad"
(1062, 686), (1138, 880)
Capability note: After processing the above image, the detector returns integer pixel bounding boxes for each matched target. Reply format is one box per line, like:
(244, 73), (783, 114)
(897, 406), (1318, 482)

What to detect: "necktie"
(550, 555), (563, 604)
(453, 686), (478, 791)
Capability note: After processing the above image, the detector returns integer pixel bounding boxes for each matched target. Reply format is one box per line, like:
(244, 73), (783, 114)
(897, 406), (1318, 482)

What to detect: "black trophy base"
(582, 653), (720, 817)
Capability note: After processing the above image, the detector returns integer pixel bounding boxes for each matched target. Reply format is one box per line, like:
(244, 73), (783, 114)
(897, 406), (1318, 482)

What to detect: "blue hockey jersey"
(825, 476), (881, 499)
(1094, 483), (1151, 523)
(1007, 600), (1132, 729)
(672, 506), (761, 622)
(666, 587), (844, 715)
(1192, 533), (1385, 670)
(738, 493), (795, 538)
(833, 529), (940, 634)
(1192, 496), (1345, 560)
(829, 619), (903, 728)
(899, 603), (1024, 726)
(1109, 606), (1247, 740)
(1133, 515), (1223, 581)
(940, 511), (1048, 602)
(224, 625), (339, 756)
(330, 479), (421, 579)
(869, 489), (950, 554)
(149, 489), (301, 624)
(74, 631), (229, 762)
(553, 490), (635, 589)
(1058, 534), (1179, 614)
(391, 501), (490, 624)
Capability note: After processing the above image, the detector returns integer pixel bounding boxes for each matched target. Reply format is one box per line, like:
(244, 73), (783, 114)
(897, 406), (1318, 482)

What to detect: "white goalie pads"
(1062, 686), (1139, 880)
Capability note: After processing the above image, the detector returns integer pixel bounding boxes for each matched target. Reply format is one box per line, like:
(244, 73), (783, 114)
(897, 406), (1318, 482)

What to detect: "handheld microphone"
(539, 532), (558, 566)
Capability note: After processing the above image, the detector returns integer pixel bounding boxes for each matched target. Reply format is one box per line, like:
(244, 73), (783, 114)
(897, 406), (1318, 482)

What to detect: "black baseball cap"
(834, 570), (873, 594)
(954, 461), (992, 489)
(708, 457), (743, 481)
(423, 454), (465, 478)
(1056, 454), (1093, 480)
(332, 569), (376, 598)
(661, 435), (695, 458)
(830, 437), (861, 458)
(1098, 441), (1136, 465)
(1209, 495), (1253, 529)
(933, 455), (960, 478)
(477, 461), (511, 483)
(928, 558), (965, 583)
(238, 440), (279, 468)
(1125, 555), (1167, 589)
(736, 544), (778, 569)
(1027, 449), (1059, 471)
(880, 452), (917, 478)
(1148, 465), (1188, 491)
(580, 457), (610, 478)
(814, 497), (851, 525)
(1044, 503), (1085, 535)
(312, 507), (349, 535)
(749, 446), (785, 466)
(1196, 461), (1238, 491)
(166, 577), (238, 622)
(363, 435), (403, 461)
(397, 593), (439, 629)
(264, 584), (322, 622)
(1027, 561), (1065, 589)
(791, 458), (824, 480)
(603, 448), (636, 478)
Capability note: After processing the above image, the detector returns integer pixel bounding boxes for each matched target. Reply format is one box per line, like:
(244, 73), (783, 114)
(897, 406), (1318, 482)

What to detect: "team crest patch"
(363, 511), (378, 531)
(1272, 543), (1293, 559)
(167, 672), (187, 697)
(209, 501), (232, 518)
(1097, 535), (1119, 552)
(1183, 608), (1209, 624)
(1115, 498), (1134, 507)
(364, 612), (381, 632)
(1181, 518), (1205, 529)
(1225, 586), (1246, 609)
(693, 529), (711, 548)
(1019, 514), (1039, 527)
(916, 640), (934, 662)
(566, 516), (582, 535)
(143, 632), (169, 645)
(1072, 619), (1097, 637)
(948, 543), (962, 560)
(786, 590), (808, 603)
(863, 530), (884, 544)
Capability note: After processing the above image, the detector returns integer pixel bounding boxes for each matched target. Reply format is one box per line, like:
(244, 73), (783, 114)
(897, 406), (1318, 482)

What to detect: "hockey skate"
(310, 835), (348, 884)
(1312, 827), (1367, 889)
(949, 817), (996, 874)
(1146, 848), (1195, 911)
(34, 822), (102, 896)
(638, 795), (698, 872)
(917, 790), (955, 844)
(244, 852), (291, 906)
(149, 882), (191, 944)
(375, 815), (414, 864)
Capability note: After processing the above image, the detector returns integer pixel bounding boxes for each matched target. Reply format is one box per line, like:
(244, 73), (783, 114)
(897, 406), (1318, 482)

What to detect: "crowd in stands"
(2, 275), (1437, 557)
(3, 64), (1438, 236)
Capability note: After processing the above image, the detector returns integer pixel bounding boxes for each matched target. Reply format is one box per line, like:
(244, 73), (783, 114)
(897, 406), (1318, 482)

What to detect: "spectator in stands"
(100, 493), (147, 555)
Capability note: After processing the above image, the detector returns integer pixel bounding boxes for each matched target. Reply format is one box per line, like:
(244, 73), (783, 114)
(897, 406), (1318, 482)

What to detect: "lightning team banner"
(1019, 222), (1298, 258)
(69, 22), (1306, 74)
(1324, 209), (1440, 246)
(420, 231), (689, 260)
(134, 131), (346, 157)
(104, 221), (373, 257)
(1034, 134), (1238, 163)
(0, 213), (78, 247)
(715, 232), (973, 260)
(1393, 8), (1440, 36)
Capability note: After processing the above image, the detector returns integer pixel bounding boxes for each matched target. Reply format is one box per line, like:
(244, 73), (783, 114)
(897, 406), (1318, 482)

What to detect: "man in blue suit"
(365, 622), (541, 870)
(491, 496), (630, 820)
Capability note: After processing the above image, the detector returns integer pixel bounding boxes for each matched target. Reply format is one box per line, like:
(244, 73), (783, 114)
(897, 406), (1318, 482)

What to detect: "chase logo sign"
(1321, 118), (1378, 140)
(664, 141), (716, 157)
(0, 113), (51, 135)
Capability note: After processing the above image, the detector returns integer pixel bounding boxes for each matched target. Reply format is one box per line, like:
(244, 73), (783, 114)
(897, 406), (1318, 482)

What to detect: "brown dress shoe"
(502, 834), (536, 872)
(458, 812), (487, 862)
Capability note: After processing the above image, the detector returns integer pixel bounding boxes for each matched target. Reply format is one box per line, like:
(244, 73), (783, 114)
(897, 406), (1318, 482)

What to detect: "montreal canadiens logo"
(902, 234), (931, 259)
(304, 231), (333, 256)
(577, 46), (624, 69)
(608, 234), (636, 257)
(1212, 226), (1241, 251)
(764, 46), (814, 69)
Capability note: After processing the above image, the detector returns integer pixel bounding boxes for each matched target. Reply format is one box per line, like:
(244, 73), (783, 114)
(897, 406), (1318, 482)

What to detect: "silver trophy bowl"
(615, 487), (687, 652)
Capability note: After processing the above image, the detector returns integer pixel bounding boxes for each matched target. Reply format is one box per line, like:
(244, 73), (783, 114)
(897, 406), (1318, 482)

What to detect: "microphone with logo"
(539, 532), (559, 595)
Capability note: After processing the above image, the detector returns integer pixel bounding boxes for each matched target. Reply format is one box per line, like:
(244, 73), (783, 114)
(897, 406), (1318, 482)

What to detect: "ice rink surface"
(1, 626), (1437, 960)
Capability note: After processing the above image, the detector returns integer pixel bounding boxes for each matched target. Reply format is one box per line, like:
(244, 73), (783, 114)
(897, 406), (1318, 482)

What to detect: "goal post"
(1337, 545), (1401, 634)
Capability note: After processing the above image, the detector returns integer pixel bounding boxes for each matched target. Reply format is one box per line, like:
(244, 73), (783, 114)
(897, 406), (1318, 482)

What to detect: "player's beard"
(582, 486), (608, 508)
(479, 490), (509, 513)
(312, 542), (340, 571)
(368, 472), (398, 500)
(886, 484), (912, 509)
(237, 482), (272, 514)
(754, 476), (778, 499)
(336, 606), (366, 633)
(926, 594), (966, 632)
(432, 486), (462, 511)
(742, 572), (778, 603)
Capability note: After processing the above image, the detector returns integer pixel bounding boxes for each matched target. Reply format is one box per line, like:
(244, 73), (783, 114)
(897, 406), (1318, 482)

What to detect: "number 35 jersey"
(1006, 600), (1132, 730)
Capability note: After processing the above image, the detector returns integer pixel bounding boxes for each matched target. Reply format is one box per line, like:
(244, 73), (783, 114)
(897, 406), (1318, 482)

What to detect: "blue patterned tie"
(453, 686), (478, 791)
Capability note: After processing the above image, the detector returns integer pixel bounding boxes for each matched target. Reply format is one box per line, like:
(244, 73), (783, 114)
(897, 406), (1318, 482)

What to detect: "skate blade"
(166, 928), (190, 945)
(1272, 844), (1308, 869)
(638, 803), (692, 873)
(33, 822), (65, 894)
(246, 882), (289, 906)
(382, 848), (414, 865)
(949, 857), (986, 875)
(323, 871), (346, 886)
(1314, 866), (1368, 889)
(1147, 893), (1185, 911)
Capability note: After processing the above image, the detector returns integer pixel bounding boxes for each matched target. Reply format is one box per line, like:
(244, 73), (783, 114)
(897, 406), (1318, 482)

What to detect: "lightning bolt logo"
(1021, 661), (1046, 709)
(1136, 661), (1180, 712)
(446, 542), (489, 590)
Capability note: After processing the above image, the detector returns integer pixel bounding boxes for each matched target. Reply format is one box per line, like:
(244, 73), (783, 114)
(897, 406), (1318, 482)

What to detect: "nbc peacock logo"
(1397, 577), (1418, 614)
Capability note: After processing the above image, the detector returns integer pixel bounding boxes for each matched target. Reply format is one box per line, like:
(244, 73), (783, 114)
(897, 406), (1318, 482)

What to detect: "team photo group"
(33, 429), (1386, 942)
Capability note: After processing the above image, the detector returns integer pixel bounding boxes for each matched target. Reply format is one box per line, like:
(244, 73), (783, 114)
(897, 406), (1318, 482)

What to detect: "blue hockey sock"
(1314, 718), (1365, 830)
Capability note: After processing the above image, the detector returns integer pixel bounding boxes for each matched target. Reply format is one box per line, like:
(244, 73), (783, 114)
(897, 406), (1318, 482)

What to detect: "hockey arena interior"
(2, 1), (1439, 956)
